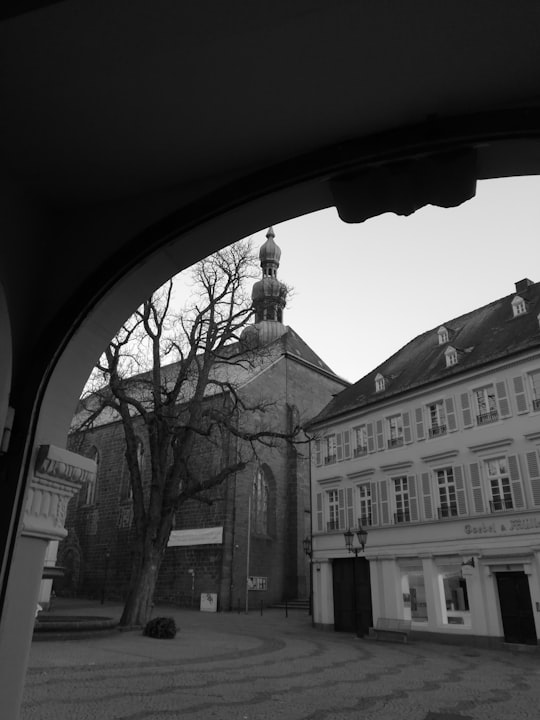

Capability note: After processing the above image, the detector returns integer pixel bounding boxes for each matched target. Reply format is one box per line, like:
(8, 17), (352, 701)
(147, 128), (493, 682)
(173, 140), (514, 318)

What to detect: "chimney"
(515, 278), (534, 294)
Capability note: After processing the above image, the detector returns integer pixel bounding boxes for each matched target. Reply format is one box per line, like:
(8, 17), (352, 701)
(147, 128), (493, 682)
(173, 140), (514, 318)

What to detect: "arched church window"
(84, 446), (99, 505)
(252, 465), (269, 535)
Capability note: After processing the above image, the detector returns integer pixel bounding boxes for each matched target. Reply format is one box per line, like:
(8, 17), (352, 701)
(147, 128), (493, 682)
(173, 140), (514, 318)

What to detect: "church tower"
(242, 227), (288, 346)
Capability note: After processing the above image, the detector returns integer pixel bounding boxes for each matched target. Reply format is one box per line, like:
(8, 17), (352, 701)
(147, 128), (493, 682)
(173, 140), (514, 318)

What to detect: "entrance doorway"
(332, 557), (372, 636)
(496, 571), (537, 645)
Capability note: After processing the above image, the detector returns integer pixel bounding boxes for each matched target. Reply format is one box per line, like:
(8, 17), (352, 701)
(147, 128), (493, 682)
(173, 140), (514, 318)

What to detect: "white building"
(309, 278), (540, 647)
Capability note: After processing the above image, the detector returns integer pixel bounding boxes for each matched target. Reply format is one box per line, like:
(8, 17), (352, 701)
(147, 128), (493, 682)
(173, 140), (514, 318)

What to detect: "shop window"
(400, 564), (428, 623)
(438, 564), (470, 626)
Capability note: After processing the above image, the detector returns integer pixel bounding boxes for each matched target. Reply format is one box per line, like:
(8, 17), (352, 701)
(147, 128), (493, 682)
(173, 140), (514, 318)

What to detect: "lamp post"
(303, 536), (313, 618)
(343, 526), (368, 637)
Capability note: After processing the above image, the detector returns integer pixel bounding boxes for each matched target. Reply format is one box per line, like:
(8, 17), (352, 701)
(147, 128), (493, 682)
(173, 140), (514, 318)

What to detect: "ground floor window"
(400, 563), (428, 623)
(437, 563), (470, 626)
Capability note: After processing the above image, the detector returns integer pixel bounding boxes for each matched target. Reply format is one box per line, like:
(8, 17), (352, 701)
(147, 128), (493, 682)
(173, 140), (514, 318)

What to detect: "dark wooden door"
(496, 572), (537, 645)
(332, 557), (372, 636)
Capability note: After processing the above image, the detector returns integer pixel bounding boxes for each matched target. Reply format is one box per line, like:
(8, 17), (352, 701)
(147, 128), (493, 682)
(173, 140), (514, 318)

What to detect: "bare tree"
(72, 240), (301, 626)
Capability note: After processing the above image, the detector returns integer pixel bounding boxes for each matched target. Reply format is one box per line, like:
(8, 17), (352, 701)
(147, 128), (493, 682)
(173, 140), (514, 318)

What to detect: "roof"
(310, 280), (540, 426)
(72, 326), (346, 430)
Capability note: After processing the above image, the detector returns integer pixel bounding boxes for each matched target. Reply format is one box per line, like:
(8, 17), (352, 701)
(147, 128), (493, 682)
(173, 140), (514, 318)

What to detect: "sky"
(240, 176), (540, 385)
(169, 176), (540, 387)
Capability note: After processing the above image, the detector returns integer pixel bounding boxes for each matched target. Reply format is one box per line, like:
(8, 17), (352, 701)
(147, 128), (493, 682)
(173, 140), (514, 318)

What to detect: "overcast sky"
(242, 175), (540, 385)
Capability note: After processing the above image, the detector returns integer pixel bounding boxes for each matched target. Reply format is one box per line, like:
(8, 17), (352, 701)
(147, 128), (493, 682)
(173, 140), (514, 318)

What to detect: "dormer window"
(512, 295), (527, 317)
(437, 326), (449, 344)
(445, 346), (458, 368)
(375, 373), (386, 392)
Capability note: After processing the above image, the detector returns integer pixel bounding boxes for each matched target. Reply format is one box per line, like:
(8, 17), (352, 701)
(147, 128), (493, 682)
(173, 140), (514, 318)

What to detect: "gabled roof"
(310, 281), (540, 426)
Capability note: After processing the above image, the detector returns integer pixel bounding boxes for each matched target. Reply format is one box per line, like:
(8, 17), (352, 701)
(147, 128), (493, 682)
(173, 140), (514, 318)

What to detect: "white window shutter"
(513, 375), (529, 414)
(403, 412), (412, 443)
(367, 423), (375, 453)
(445, 397), (458, 432)
(379, 479), (390, 525)
(376, 420), (384, 451)
(415, 407), (425, 441)
(343, 430), (351, 459)
(338, 488), (346, 529)
(346, 486), (354, 527)
(461, 393), (473, 428)
(495, 380), (511, 418)
(421, 472), (434, 520)
(454, 465), (468, 516)
(370, 482), (379, 526)
(408, 474), (419, 522)
(526, 451), (540, 506)
(469, 462), (485, 513)
(508, 455), (525, 509)
(316, 492), (323, 532)
(336, 432), (344, 462)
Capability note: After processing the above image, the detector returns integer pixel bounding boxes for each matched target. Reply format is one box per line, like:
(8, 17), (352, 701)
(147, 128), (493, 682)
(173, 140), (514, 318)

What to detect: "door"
(496, 572), (537, 645)
(332, 557), (372, 636)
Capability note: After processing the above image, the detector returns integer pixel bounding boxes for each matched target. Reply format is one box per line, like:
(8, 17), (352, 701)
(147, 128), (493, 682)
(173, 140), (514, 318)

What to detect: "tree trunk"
(119, 550), (162, 627)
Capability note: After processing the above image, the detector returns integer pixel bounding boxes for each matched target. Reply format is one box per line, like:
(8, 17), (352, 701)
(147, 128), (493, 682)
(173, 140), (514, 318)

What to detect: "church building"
(59, 230), (348, 611)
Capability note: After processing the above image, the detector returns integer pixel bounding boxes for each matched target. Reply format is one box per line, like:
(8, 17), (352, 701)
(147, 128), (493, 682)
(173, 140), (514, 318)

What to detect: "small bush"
(143, 616), (177, 639)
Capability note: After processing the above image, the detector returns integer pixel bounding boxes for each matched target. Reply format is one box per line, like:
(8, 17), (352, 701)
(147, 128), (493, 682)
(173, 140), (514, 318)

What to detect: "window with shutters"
(357, 484), (372, 526)
(387, 414), (404, 448)
(427, 401), (447, 438)
(435, 467), (458, 518)
(485, 457), (513, 512)
(324, 434), (337, 464)
(353, 425), (368, 457)
(529, 370), (540, 411)
(326, 489), (339, 531)
(474, 385), (498, 425)
(393, 476), (410, 523)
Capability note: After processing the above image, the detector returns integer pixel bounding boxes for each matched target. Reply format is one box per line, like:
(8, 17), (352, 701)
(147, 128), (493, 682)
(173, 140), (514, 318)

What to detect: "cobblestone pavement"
(23, 601), (540, 720)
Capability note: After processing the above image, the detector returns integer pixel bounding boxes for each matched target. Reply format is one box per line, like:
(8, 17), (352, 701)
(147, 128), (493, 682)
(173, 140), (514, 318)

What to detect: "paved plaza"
(23, 600), (540, 720)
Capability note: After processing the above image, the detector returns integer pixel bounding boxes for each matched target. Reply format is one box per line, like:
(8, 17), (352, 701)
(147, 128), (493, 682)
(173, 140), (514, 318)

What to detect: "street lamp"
(303, 536), (313, 617)
(343, 525), (368, 637)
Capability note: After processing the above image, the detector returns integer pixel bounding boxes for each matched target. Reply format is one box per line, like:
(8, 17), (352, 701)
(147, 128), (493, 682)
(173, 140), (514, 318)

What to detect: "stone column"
(0, 444), (96, 720)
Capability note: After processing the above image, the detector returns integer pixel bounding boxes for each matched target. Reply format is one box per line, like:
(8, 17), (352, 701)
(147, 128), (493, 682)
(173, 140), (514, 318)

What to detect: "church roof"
(310, 279), (540, 426)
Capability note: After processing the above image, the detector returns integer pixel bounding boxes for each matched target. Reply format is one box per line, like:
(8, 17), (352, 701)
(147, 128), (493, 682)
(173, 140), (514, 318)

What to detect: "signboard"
(247, 576), (267, 591)
(167, 526), (223, 547)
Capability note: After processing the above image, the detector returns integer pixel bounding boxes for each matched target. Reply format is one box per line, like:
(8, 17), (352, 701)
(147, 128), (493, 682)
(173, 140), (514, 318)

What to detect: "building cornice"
(467, 438), (514, 455)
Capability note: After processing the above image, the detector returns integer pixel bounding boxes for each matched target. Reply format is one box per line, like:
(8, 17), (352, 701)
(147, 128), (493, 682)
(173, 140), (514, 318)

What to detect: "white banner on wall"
(167, 526), (223, 547)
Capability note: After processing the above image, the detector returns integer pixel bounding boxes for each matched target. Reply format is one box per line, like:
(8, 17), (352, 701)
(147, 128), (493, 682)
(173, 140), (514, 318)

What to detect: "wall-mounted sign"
(247, 576), (267, 591)
(464, 516), (540, 536)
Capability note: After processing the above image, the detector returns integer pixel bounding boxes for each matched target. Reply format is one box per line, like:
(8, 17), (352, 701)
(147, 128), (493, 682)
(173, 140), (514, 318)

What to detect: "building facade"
(59, 230), (348, 611)
(309, 278), (540, 647)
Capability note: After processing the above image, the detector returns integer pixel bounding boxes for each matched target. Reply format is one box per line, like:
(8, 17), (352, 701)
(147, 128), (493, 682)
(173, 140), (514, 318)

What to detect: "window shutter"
(469, 462), (485, 513)
(461, 392), (473, 428)
(507, 454), (525, 509)
(316, 492), (323, 532)
(346, 486), (354, 528)
(445, 397), (458, 432)
(343, 430), (351, 459)
(421, 472), (434, 520)
(408, 474), (419, 522)
(336, 432), (344, 462)
(403, 411), (412, 443)
(367, 423), (375, 453)
(338, 488), (346, 529)
(526, 451), (540, 506)
(454, 465), (468, 516)
(415, 407), (425, 441)
(315, 439), (322, 466)
(370, 482), (379, 526)
(513, 375), (529, 414)
(376, 420), (384, 451)
(495, 380), (511, 419)
(379, 479), (390, 525)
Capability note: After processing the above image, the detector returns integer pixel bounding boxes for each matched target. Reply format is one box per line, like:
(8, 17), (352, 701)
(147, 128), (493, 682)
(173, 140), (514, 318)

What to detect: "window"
(530, 370), (540, 411)
(401, 564), (428, 622)
(324, 434), (337, 464)
(437, 326), (449, 344)
(438, 564), (470, 626)
(327, 489), (339, 531)
(428, 401), (447, 438)
(387, 415), (404, 448)
(375, 373), (385, 392)
(252, 466), (269, 534)
(393, 476), (410, 523)
(353, 425), (368, 457)
(357, 484), (372, 526)
(512, 295), (527, 317)
(474, 385), (498, 425)
(445, 346), (458, 367)
(81, 447), (99, 506)
(436, 467), (458, 518)
(485, 457), (513, 511)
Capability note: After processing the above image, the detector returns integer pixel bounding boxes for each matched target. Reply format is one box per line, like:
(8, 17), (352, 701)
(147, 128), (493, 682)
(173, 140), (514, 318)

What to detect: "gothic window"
(83, 446), (99, 506)
(252, 465), (269, 535)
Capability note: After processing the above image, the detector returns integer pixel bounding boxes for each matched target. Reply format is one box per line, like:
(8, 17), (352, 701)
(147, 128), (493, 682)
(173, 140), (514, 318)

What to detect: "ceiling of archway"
(2, 2), (540, 206)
